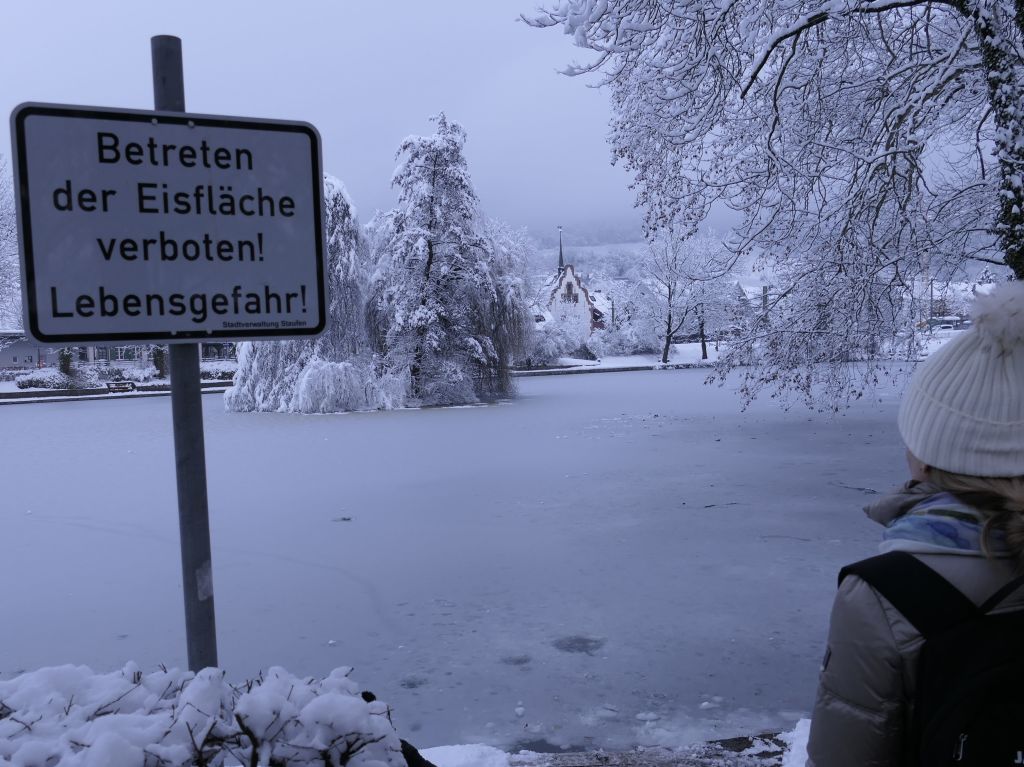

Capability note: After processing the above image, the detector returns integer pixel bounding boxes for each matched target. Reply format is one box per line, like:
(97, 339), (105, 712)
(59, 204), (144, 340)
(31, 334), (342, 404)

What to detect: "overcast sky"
(1, 0), (642, 243)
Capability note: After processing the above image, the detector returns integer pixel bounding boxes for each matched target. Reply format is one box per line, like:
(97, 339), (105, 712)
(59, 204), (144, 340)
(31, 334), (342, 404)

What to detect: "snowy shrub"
(291, 360), (408, 413)
(15, 368), (74, 390)
(96, 365), (157, 383)
(602, 322), (660, 356)
(0, 664), (406, 767)
(527, 321), (578, 365)
(200, 360), (237, 381)
(122, 366), (157, 383)
(70, 366), (101, 389)
(582, 331), (608, 359)
(16, 360), (103, 390)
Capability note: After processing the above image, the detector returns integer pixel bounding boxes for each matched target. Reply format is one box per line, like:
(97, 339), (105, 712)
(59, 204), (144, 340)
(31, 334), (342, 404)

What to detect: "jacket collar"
(866, 480), (1010, 556)
(863, 480), (944, 526)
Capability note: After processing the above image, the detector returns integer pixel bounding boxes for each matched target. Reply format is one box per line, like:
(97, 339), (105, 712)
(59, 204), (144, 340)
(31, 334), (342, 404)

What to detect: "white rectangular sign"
(11, 103), (326, 343)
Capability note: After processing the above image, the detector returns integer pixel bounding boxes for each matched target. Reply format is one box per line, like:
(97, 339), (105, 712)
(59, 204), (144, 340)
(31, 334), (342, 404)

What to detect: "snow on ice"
(0, 369), (907, 754)
(422, 744), (525, 767)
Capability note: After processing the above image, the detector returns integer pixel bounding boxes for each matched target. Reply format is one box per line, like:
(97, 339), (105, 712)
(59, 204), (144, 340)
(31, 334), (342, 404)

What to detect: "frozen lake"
(0, 369), (907, 752)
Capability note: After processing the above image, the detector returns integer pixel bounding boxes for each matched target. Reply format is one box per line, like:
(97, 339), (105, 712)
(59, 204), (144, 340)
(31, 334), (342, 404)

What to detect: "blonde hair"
(927, 467), (1024, 568)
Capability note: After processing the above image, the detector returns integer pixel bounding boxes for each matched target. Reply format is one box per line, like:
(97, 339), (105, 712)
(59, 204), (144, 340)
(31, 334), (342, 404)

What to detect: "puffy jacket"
(806, 484), (1024, 767)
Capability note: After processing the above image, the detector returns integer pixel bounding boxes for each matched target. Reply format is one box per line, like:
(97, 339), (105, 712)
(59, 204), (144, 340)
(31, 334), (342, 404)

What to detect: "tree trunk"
(152, 345), (168, 378)
(971, 0), (1024, 278)
(699, 316), (708, 360)
(662, 310), (672, 364)
(410, 238), (435, 399)
(58, 347), (74, 376)
(411, 160), (440, 398)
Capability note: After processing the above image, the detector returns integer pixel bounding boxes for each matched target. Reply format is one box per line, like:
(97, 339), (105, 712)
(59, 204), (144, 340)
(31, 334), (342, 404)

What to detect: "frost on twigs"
(0, 663), (405, 766)
(0, 153), (20, 329)
(529, 0), (1024, 406)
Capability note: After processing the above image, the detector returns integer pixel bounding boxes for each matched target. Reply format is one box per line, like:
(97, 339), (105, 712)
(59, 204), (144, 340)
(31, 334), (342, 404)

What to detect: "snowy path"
(0, 370), (906, 753)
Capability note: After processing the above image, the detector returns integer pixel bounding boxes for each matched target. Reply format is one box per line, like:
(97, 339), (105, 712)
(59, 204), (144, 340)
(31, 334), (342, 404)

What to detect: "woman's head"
(899, 282), (1024, 564)
(898, 282), (1024, 479)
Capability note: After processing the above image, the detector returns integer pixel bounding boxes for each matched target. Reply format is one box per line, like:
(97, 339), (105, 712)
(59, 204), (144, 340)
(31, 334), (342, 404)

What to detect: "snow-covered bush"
(581, 330), (608, 360)
(96, 365), (157, 383)
(595, 323), (660, 357)
(527, 321), (579, 365)
(546, 294), (592, 353)
(200, 360), (237, 381)
(291, 360), (408, 413)
(15, 368), (74, 390)
(0, 664), (406, 767)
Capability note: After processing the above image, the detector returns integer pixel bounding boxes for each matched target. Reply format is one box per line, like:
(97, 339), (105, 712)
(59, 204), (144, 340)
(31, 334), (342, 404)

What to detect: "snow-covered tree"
(480, 218), (534, 373)
(226, 175), (376, 413)
(641, 230), (732, 363)
(368, 114), (528, 404)
(528, 0), (1023, 402)
(0, 154), (20, 330)
(679, 277), (748, 360)
(319, 175), (372, 360)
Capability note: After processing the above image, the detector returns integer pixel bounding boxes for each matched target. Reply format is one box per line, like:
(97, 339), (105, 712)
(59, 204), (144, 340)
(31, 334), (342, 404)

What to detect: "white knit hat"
(898, 281), (1024, 477)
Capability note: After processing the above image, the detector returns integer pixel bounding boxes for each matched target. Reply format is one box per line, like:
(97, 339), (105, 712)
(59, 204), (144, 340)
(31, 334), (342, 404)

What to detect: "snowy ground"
(0, 369), (907, 754)
(551, 343), (721, 372)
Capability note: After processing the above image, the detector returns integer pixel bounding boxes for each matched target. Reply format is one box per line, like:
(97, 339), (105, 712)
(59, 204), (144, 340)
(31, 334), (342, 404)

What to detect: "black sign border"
(11, 102), (327, 344)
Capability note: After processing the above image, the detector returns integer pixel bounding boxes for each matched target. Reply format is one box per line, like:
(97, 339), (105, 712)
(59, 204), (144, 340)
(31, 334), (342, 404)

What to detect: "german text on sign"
(11, 103), (326, 343)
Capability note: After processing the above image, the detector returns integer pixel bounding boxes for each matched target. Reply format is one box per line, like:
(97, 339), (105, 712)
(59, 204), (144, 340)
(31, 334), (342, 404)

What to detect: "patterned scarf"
(865, 481), (1009, 555)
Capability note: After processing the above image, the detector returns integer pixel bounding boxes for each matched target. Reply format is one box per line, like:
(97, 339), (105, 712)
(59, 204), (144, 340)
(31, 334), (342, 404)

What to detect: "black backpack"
(839, 551), (1024, 766)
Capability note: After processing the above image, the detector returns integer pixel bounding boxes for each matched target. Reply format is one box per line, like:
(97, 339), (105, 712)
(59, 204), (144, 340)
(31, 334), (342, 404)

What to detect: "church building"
(539, 228), (605, 336)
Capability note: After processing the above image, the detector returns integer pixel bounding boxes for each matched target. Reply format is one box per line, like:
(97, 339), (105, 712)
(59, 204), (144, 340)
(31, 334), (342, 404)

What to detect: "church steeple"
(558, 225), (565, 275)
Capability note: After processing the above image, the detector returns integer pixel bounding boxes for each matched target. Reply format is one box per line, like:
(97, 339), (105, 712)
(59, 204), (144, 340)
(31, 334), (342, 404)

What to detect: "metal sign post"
(153, 35), (217, 672)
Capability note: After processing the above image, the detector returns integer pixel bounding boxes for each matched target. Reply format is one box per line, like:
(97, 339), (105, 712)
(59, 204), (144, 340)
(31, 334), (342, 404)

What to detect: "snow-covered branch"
(531, 0), (1020, 404)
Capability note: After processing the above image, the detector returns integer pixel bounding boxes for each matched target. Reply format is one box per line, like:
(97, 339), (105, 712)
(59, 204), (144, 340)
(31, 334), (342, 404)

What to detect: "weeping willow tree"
(225, 175), (382, 413)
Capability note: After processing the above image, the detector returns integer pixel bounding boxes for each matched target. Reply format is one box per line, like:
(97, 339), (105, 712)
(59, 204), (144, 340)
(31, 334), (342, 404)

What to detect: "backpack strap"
(839, 551), (979, 638)
(979, 572), (1024, 613)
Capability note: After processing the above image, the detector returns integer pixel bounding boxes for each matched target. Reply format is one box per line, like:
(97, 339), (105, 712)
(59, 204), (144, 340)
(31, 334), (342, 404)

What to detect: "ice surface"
(0, 369), (906, 751)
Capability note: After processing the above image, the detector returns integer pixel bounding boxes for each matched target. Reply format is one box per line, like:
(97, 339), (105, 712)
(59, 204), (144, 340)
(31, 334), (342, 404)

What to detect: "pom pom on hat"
(972, 281), (1024, 352)
(897, 281), (1024, 477)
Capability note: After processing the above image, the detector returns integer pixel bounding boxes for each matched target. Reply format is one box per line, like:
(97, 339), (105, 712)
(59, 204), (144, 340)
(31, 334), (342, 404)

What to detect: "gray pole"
(152, 35), (219, 672)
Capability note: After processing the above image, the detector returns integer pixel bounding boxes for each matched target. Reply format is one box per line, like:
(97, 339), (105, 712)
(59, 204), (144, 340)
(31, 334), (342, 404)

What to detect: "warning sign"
(10, 103), (326, 342)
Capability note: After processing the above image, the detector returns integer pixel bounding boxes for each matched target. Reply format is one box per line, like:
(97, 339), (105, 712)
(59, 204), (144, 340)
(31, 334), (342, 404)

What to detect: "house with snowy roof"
(534, 229), (605, 339)
(0, 329), (45, 369)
